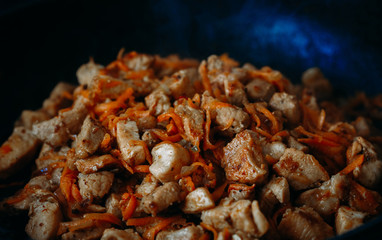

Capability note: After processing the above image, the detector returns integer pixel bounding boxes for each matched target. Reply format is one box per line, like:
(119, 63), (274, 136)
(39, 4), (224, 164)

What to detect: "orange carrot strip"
(270, 130), (289, 142)
(151, 129), (183, 142)
(122, 195), (137, 221)
(256, 105), (279, 134)
(199, 61), (213, 96)
(265, 155), (278, 165)
(71, 184), (83, 203)
(126, 216), (163, 226)
(339, 154), (364, 175)
(184, 176), (196, 192)
(144, 215), (182, 240)
(211, 181), (228, 202)
(133, 165), (150, 173)
(200, 222), (218, 240)
(254, 127), (273, 139)
(244, 104), (261, 127)
(199, 233), (210, 240)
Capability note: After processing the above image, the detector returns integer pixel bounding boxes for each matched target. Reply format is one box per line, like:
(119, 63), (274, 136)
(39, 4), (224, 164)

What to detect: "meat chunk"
(228, 183), (255, 201)
(296, 174), (349, 216)
(182, 187), (215, 214)
(27, 175), (59, 193)
(116, 120), (147, 166)
(17, 110), (50, 130)
(278, 206), (334, 240)
(145, 89), (171, 116)
(348, 181), (382, 215)
(269, 92), (301, 125)
(135, 175), (160, 197)
(273, 148), (329, 190)
(335, 206), (367, 235)
(78, 171), (114, 201)
(76, 60), (103, 86)
(259, 176), (290, 215)
(168, 69), (198, 99)
(25, 194), (62, 240)
(302, 67), (332, 100)
(262, 141), (287, 161)
(101, 228), (142, 240)
(245, 78), (275, 102)
(61, 227), (106, 240)
(287, 136), (308, 153)
(75, 155), (120, 174)
(42, 82), (76, 117)
(124, 53), (154, 71)
(202, 93), (250, 137)
(35, 144), (69, 170)
(0, 127), (40, 179)
(74, 115), (106, 158)
(141, 130), (160, 149)
(105, 193), (122, 218)
(156, 225), (203, 240)
(149, 142), (191, 182)
(33, 96), (89, 147)
(174, 99), (204, 148)
(222, 130), (268, 184)
(141, 182), (181, 216)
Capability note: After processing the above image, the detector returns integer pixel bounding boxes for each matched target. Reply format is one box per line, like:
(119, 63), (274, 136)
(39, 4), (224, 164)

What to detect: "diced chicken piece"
(202, 93), (250, 137)
(156, 225), (203, 240)
(124, 53), (154, 71)
(74, 115), (106, 158)
(269, 92), (301, 125)
(25, 194), (62, 240)
(33, 96), (89, 147)
(168, 69), (198, 99)
(145, 89), (171, 116)
(207, 55), (224, 72)
(78, 171), (114, 201)
(335, 206), (367, 235)
(75, 155), (120, 174)
(287, 136), (308, 153)
(273, 148), (329, 190)
(135, 175), (160, 197)
(149, 142), (191, 182)
(16, 110), (50, 130)
(228, 183), (255, 201)
(174, 99), (204, 148)
(105, 193), (122, 218)
(251, 200), (270, 238)
(35, 144), (69, 170)
(222, 130), (268, 184)
(27, 175), (59, 193)
(42, 82), (76, 117)
(259, 176), (290, 215)
(348, 181), (382, 215)
(182, 187), (215, 214)
(262, 141), (287, 161)
(245, 78), (275, 102)
(76, 60), (104, 86)
(141, 182), (181, 216)
(352, 116), (370, 137)
(61, 227), (107, 240)
(0, 127), (40, 179)
(302, 67), (332, 100)
(296, 174), (349, 216)
(141, 130), (160, 149)
(201, 198), (233, 231)
(101, 228), (142, 240)
(278, 206), (334, 240)
(116, 120), (147, 167)
(230, 200), (257, 234)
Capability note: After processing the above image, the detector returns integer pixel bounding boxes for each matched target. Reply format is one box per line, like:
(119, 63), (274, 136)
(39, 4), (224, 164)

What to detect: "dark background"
(0, 0), (382, 239)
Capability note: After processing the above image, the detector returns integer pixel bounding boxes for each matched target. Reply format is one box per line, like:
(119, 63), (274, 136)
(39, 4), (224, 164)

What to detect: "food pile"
(1, 51), (382, 240)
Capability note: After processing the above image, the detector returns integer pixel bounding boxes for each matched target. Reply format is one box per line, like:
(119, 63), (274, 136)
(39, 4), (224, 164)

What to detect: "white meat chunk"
(135, 175), (160, 197)
(25, 194), (62, 240)
(42, 82), (76, 117)
(201, 198), (269, 238)
(124, 53), (154, 71)
(278, 206), (334, 240)
(141, 130), (160, 149)
(27, 175), (59, 193)
(287, 136), (308, 153)
(74, 115), (106, 158)
(61, 227), (106, 240)
(0, 127), (40, 179)
(228, 183), (255, 201)
(273, 148), (329, 190)
(335, 206), (367, 235)
(353, 116), (370, 137)
(302, 67), (332, 100)
(101, 228), (142, 240)
(156, 225), (203, 240)
(35, 144), (69, 170)
(76, 60), (103, 86)
(145, 89), (171, 116)
(116, 120), (147, 167)
(262, 141), (287, 161)
(182, 187), (215, 214)
(149, 142), (191, 183)
(245, 78), (275, 102)
(75, 154), (119, 174)
(17, 110), (50, 130)
(269, 92), (301, 125)
(296, 174), (349, 217)
(33, 96), (89, 147)
(222, 130), (268, 184)
(174, 99), (204, 148)
(168, 69), (198, 99)
(78, 171), (114, 201)
(141, 181), (181, 216)
(259, 176), (290, 216)
(105, 193), (122, 218)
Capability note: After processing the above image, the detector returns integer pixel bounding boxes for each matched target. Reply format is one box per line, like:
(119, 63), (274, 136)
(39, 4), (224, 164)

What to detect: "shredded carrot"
(133, 165), (150, 173)
(270, 130), (289, 142)
(94, 87), (134, 120)
(220, 53), (239, 68)
(99, 133), (112, 152)
(339, 154), (364, 175)
(60, 165), (82, 203)
(143, 215), (182, 240)
(199, 233), (211, 240)
(265, 154), (278, 165)
(211, 181), (228, 202)
(222, 228), (231, 240)
(244, 103), (261, 127)
(121, 195), (137, 220)
(59, 213), (122, 234)
(151, 129), (183, 142)
(199, 61), (213, 96)
(183, 176), (196, 192)
(157, 109), (185, 136)
(200, 222), (218, 240)
(253, 126), (273, 139)
(256, 104), (279, 134)
(6, 184), (37, 205)
(203, 109), (217, 151)
(126, 216), (163, 226)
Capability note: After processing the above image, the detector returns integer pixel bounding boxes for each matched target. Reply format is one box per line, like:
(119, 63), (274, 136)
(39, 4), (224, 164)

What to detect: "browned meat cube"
(335, 206), (367, 235)
(259, 176), (290, 216)
(75, 154), (119, 174)
(287, 136), (308, 153)
(78, 171), (114, 201)
(25, 194), (62, 240)
(262, 141), (287, 161)
(124, 53), (154, 71)
(149, 142), (191, 182)
(135, 175), (160, 197)
(101, 228), (142, 240)
(76, 60), (104, 86)
(16, 110), (50, 130)
(348, 181), (382, 215)
(245, 78), (276, 102)
(0, 127), (40, 179)
(182, 187), (215, 214)
(42, 82), (76, 117)
(105, 193), (122, 218)
(168, 69), (198, 99)
(269, 92), (301, 125)
(145, 89), (171, 116)
(35, 144), (69, 170)
(302, 67), (332, 100)
(296, 174), (349, 217)
(156, 226), (203, 240)
(61, 227), (107, 240)
(141, 182), (181, 216)
(33, 96), (89, 147)
(273, 148), (329, 190)
(74, 115), (106, 158)
(222, 130), (268, 184)
(278, 206), (334, 240)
